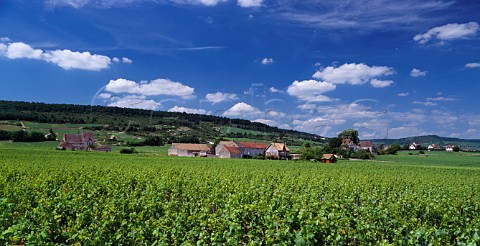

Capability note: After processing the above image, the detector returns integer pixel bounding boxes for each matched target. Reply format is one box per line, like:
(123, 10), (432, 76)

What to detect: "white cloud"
(370, 79), (393, 88)
(413, 101), (437, 107)
(223, 102), (261, 117)
(287, 79), (336, 101)
(269, 87), (280, 93)
(122, 57), (133, 64)
(112, 57), (120, 62)
(46, 0), (230, 8)
(398, 92), (409, 97)
(0, 39), (128, 71)
(237, 0), (263, 8)
(98, 93), (112, 99)
(43, 49), (111, 71)
(107, 95), (159, 110)
(426, 96), (456, 102)
(6, 42), (43, 59)
(465, 62), (480, 68)
(261, 57), (274, 65)
(205, 92), (238, 104)
(105, 78), (195, 99)
(253, 119), (277, 126)
(410, 68), (427, 77)
(414, 22), (479, 44)
(168, 106), (207, 114)
(313, 63), (394, 85)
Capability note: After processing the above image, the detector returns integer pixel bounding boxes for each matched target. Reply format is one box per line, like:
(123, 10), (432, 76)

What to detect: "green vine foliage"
(1, 148), (479, 245)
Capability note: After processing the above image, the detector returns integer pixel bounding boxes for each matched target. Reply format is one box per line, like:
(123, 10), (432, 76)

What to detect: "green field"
(0, 146), (479, 245)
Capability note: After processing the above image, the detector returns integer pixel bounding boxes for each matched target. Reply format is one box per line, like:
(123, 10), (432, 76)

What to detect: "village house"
(428, 144), (441, 151)
(217, 145), (242, 159)
(266, 142), (290, 159)
(57, 131), (96, 150)
(445, 144), (455, 152)
(358, 141), (378, 154)
(238, 142), (268, 158)
(321, 154), (337, 163)
(409, 142), (422, 150)
(168, 143), (211, 157)
(340, 138), (360, 152)
(215, 141), (238, 156)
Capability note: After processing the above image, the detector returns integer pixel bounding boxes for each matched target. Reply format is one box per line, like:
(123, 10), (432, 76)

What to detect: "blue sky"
(1, 0), (480, 139)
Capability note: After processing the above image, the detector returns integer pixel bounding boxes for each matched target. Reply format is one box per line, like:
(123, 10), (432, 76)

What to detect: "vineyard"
(1, 148), (479, 245)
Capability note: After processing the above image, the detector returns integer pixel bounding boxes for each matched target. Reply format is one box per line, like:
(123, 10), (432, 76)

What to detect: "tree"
(386, 144), (401, 155)
(143, 136), (164, 146)
(302, 142), (311, 149)
(328, 137), (342, 149)
(337, 129), (359, 144)
(452, 146), (461, 152)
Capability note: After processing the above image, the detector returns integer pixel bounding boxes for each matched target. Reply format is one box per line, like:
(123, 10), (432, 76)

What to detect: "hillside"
(369, 135), (480, 151)
(0, 100), (323, 146)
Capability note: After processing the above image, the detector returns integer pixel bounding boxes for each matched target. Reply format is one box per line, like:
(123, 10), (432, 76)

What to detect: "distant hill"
(0, 100), (324, 146)
(369, 135), (480, 151)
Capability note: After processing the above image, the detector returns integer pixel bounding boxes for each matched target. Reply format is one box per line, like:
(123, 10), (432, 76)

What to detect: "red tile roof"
(224, 146), (241, 154)
(239, 142), (268, 149)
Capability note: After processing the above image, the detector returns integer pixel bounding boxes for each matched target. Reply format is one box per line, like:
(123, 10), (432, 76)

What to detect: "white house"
(358, 141), (378, 154)
(445, 144), (455, 152)
(266, 142), (290, 159)
(428, 144), (440, 150)
(168, 143), (211, 157)
(409, 142), (422, 150)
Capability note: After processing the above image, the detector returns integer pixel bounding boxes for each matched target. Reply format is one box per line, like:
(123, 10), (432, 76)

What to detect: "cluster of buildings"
(168, 141), (291, 159)
(408, 142), (457, 151)
(340, 139), (379, 154)
(57, 131), (111, 152)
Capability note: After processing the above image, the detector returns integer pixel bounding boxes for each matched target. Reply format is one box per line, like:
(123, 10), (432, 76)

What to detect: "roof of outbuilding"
(239, 142), (268, 149)
(171, 143), (211, 151)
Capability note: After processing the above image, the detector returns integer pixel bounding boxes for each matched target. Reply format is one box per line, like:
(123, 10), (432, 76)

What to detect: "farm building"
(445, 144), (455, 151)
(215, 141), (238, 156)
(321, 154), (337, 163)
(217, 145), (242, 159)
(266, 142), (290, 159)
(340, 138), (360, 152)
(57, 131), (96, 150)
(358, 141), (378, 154)
(409, 142), (422, 150)
(428, 144), (441, 150)
(238, 142), (268, 157)
(168, 143), (211, 157)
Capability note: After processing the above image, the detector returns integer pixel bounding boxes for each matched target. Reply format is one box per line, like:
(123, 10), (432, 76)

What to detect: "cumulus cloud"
(223, 102), (261, 117)
(261, 57), (274, 65)
(107, 95), (159, 110)
(237, 0), (263, 7)
(398, 92), (409, 97)
(98, 93), (112, 99)
(426, 96), (456, 102)
(253, 119), (278, 126)
(465, 62), (480, 68)
(122, 57), (133, 64)
(105, 78), (195, 99)
(168, 106), (207, 114)
(410, 68), (427, 77)
(269, 87), (281, 93)
(43, 49), (111, 71)
(313, 63), (394, 85)
(0, 39), (129, 71)
(205, 92), (238, 104)
(6, 42), (44, 59)
(370, 79), (393, 88)
(287, 80), (336, 101)
(414, 22), (479, 44)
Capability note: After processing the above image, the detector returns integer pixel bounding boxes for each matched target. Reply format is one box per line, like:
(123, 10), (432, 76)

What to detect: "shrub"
(120, 148), (137, 154)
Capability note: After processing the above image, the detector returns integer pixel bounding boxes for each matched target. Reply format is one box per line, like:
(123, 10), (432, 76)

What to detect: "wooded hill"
(0, 100), (324, 146)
